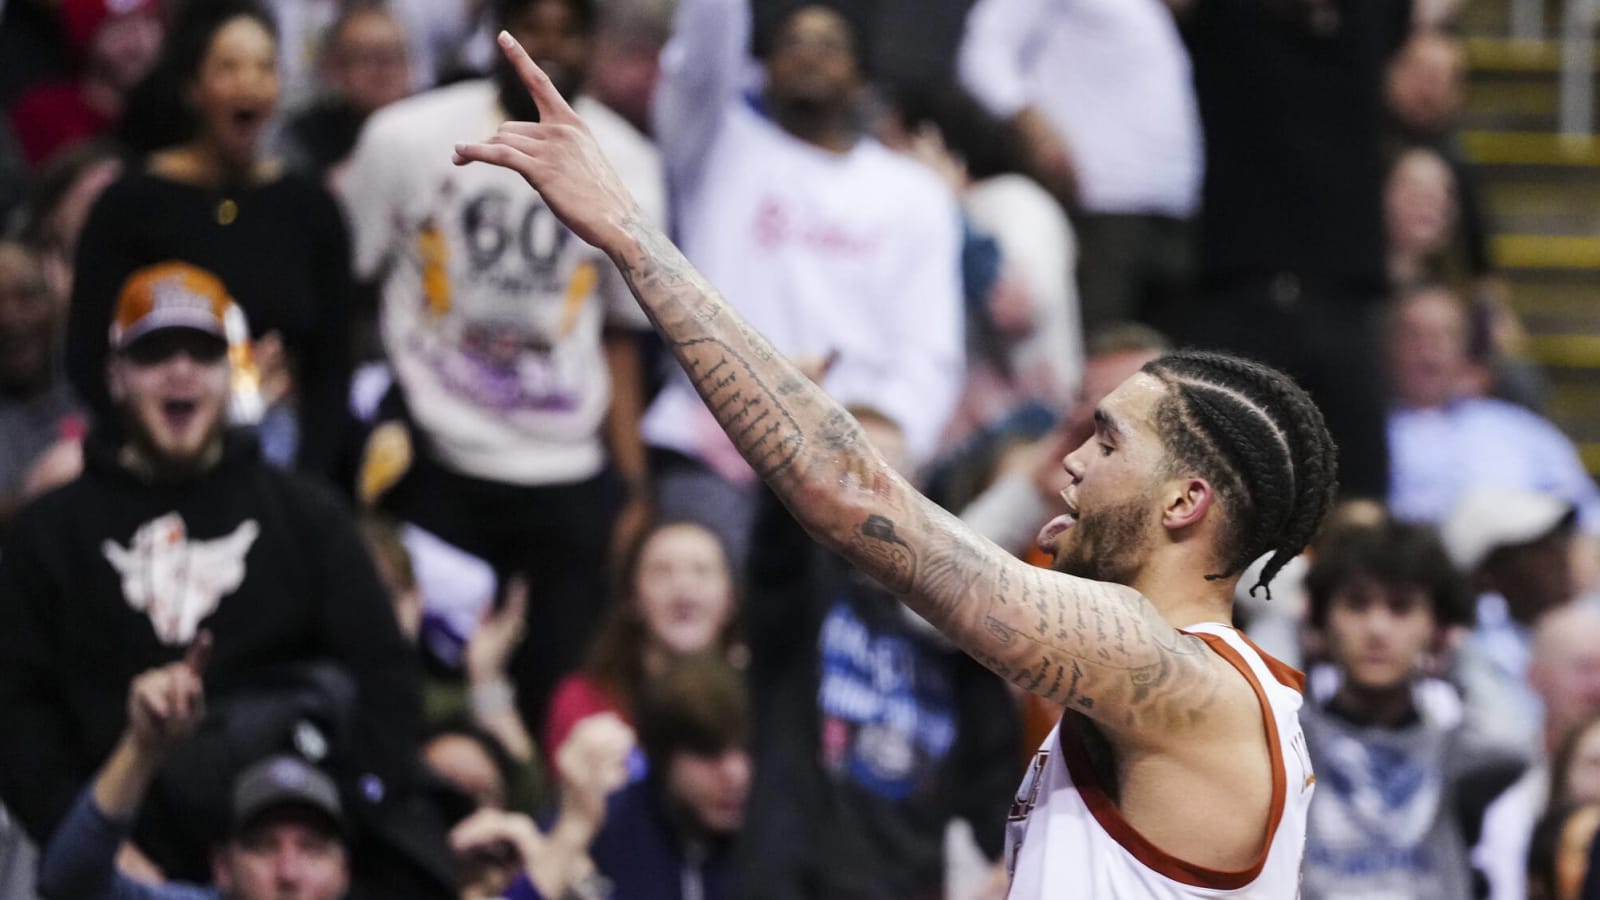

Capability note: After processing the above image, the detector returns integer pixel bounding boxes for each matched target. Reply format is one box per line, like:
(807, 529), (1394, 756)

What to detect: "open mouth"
(161, 399), (199, 430)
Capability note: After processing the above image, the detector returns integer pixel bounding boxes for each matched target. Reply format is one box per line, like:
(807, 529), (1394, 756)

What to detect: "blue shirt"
(1388, 397), (1600, 527)
(38, 788), (218, 900)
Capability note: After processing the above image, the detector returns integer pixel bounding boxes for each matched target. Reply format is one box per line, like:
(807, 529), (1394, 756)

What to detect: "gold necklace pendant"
(217, 198), (239, 225)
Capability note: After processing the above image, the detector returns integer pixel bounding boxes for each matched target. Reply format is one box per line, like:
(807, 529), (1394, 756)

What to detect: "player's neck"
(1129, 545), (1238, 629)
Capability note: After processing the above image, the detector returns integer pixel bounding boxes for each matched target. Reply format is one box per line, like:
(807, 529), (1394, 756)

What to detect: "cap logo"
(268, 758), (311, 789)
(149, 277), (218, 317)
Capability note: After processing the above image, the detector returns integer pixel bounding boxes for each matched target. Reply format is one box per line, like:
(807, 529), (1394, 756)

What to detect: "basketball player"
(456, 32), (1338, 898)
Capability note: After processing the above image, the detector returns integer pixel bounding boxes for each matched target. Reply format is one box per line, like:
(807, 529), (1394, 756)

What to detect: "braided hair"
(1140, 351), (1339, 598)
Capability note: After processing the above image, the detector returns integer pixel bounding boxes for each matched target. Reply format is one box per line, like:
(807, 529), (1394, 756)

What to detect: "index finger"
(184, 629), (213, 677)
(496, 31), (574, 124)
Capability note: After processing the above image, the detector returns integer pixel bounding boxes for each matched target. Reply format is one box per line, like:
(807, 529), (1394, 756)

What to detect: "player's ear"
(1162, 476), (1214, 532)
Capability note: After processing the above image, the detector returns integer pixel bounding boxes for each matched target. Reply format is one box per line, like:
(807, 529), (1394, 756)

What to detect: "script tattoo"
(680, 339), (802, 478)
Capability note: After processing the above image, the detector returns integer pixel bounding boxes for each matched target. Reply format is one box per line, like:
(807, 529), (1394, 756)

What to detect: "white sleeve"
(832, 188), (967, 464)
(340, 109), (406, 281)
(652, 0), (752, 198)
(957, 0), (1052, 118)
(959, 473), (1051, 557)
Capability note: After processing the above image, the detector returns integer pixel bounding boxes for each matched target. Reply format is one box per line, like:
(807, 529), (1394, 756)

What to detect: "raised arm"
(37, 638), (211, 900)
(454, 35), (1225, 743)
(652, 0), (751, 200)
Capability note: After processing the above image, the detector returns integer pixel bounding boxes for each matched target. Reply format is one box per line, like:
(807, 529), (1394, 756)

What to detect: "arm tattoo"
(850, 514), (915, 593)
(606, 213), (1226, 740)
(679, 338), (802, 478)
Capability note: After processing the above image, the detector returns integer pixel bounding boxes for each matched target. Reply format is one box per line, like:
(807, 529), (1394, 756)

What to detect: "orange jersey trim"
(1055, 632), (1288, 890)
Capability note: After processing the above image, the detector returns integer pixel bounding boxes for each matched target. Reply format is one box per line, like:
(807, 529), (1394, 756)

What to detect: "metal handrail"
(1561, 0), (1597, 137)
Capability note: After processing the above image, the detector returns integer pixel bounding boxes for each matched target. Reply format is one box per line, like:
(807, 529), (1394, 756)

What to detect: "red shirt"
(10, 81), (111, 165)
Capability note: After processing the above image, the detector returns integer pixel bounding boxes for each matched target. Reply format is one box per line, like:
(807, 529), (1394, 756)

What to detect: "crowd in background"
(1, 0), (1599, 897)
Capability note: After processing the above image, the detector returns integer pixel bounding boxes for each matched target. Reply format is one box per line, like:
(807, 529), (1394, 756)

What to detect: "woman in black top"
(67, 0), (354, 476)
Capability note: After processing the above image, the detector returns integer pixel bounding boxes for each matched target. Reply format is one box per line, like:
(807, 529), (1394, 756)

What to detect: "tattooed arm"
(453, 33), (1231, 746)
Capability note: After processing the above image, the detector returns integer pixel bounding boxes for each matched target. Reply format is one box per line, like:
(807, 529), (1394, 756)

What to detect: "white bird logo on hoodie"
(103, 513), (260, 644)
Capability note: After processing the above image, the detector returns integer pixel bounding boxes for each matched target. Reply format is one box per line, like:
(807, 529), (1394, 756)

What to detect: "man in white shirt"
(958, 0), (1202, 332)
(643, 0), (965, 567)
(341, 0), (665, 731)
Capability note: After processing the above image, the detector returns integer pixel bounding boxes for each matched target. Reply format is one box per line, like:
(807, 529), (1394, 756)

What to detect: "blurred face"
(327, 10), (411, 116)
(501, 0), (591, 107)
(424, 734), (507, 810)
(214, 815), (348, 900)
(0, 244), (59, 395)
(1323, 576), (1436, 693)
(1534, 621), (1600, 749)
(1485, 525), (1578, 626)
(1564, 721), (1600, 806)
(90, 11), (165, 92)
(188, 17), (279, 170)
(1043, 374), (1167, 584)
(1389, 288), (1470, 409)
(109, 330), (231, 470)
(635, 525), (735, 658)
(1387, 33), (1466, 135)
(1386, 150), (1458, 259)
(665, 747), (750, 835)
(764, 7), (862, 117)
(40, 157), (122, 299)
(587, 29), (662, 130)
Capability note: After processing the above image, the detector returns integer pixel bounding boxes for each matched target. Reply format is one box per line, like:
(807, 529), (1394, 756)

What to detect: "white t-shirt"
(342, 80), (664, 485)
(959, 0), (1202, 218)
(1005, 624), (1314, 898)
(648, 0), (965, 467)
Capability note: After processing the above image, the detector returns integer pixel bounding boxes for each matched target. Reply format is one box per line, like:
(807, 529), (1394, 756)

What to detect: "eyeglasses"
(122, 330), (229, 367)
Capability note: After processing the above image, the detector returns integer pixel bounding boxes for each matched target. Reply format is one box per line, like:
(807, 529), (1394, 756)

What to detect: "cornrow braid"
(1141, 351), (1339, 598)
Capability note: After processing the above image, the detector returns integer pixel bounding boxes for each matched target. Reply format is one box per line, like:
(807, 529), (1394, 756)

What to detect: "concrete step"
(1543, 381), (1600, 470)
(1463, 131), (1600, 165)
(1462, 79), (1560, 132)
(1526, 333), (1600, 368)
(1504, 277), (1600, 319)
(1466, 37), (1600, 73)
(1493, 233), (1600, 269)
(1481, 171), (1600, 233)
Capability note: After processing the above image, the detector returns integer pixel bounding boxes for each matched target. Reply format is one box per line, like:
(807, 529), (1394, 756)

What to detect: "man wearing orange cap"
(8, 0), (165, 166)
(0, 261), (438, 891)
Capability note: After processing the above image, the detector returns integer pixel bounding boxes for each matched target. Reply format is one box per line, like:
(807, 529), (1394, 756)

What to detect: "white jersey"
(1005, 623), (1314, 899)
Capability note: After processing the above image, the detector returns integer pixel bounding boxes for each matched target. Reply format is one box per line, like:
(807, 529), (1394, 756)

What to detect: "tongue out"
(1036, 513), (1077, 554)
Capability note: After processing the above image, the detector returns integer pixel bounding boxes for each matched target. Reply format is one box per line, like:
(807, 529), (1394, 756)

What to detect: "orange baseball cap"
(110, 261), (237, 351)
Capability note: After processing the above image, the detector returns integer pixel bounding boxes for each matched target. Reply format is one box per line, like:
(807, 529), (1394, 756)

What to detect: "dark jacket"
(590, 779), (738, 900)
(740, 492), (1019, 900)
(0, 429), (420, 874)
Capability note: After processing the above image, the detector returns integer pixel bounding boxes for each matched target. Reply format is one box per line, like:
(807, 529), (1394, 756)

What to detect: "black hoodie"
(0, 428), (421, 859)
